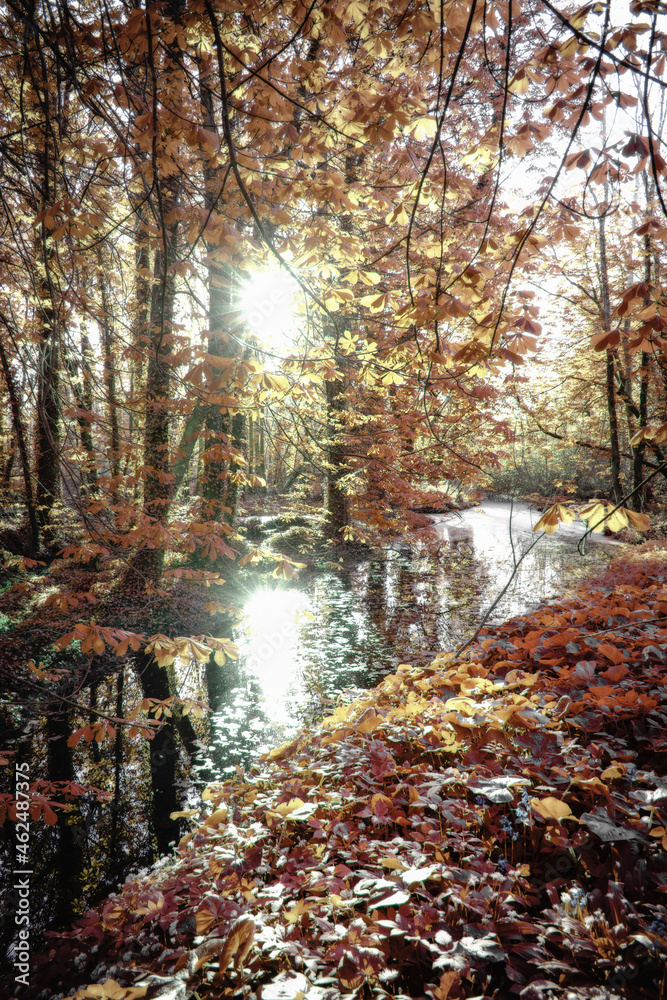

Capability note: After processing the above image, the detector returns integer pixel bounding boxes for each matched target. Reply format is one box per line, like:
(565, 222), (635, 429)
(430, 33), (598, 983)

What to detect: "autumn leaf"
(626, 509), (650, 531)
(601, 662), (630, 682)
(530, 796), (573, 821)
(597, 643), (626, 665)
(74, 981), (147, 1000)
(533, 503), (576, 534)
(284, 899), (314, 923)
(218, 916), (255, 972)
(408, 117), (438, 141)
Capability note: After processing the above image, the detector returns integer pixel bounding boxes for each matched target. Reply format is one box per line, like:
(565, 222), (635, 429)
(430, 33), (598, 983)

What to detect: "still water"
(203, 502), (614, 778)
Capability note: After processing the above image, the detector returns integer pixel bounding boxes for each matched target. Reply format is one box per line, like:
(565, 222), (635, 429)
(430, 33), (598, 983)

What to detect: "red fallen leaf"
(601, 662), (629, 682)
(371, 792), (393, 816)
(597, 643), (626, 665)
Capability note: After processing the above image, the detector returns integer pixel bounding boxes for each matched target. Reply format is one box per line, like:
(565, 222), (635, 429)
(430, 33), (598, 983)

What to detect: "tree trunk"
(324, 369), (349, 540)
(35, 282), (61, 526)
(99, 259), (121, 497)
(67, 324), (99, 496)
(199, 62), (244, 528)
(110, 666), (125, 876)
(134, 652), (180, 856)
(0, 329), (39, 552)
(126, 181), (181, 584)
(598, 212), (622, 501)
(45, 710), (84, 926)
(631, 232), (652, 508)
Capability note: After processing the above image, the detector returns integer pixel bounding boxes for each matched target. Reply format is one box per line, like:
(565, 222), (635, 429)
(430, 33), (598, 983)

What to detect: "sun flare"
(237, 267), (300, 348)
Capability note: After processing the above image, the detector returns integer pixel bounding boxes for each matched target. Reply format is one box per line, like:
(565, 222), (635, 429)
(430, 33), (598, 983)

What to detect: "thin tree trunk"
(89, 682), (101, 763)
(324, 368), (349, 540)
(35, 284), (61, 525)
(67, 324), (99, 495)
(199, 63), (242, 527)
(598, 212), (622, 501)
(0, 332), (39, 552)
(127, 182), (180, 583)
(99, 259), (121, 497)
(45, 710), (84, 925)
(631, 232), (652, 507)
(134, 652), (179, 857)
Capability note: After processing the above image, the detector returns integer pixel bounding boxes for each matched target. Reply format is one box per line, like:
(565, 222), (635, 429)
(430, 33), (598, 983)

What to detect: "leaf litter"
(31, 548), (667, 1000)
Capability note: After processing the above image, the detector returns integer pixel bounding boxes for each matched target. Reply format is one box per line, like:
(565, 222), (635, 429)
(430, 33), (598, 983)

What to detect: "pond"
(200, 501), (616, 780)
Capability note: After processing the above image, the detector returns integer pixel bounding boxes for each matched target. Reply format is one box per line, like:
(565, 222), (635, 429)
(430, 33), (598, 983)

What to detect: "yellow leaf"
(265, 739), (298, 760)
(274, 797), (305, 817)
(357, 713), (382, 733)
(205, 807), (228, 827)
(601, 766), (624, 780)
(605, 507), (629, 532)
(409, 117), (438, 141)
(577, 501), (609, 531)
(530, 796), (573, 821)
(195, 904), (216, 935)
(384, 206), (409, 226)
(533, 503), (573, 535)
(219, 917), (255, 971)
(284, 899), (313, 923)
(442, 696), (478, 715)
(508, 70), (530, 95)
(381, 370), (405, 386)
(262, 373), (289, 392)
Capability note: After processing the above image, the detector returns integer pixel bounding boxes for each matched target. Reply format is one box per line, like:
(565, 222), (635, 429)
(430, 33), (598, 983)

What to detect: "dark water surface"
(203, 502), (614, 778)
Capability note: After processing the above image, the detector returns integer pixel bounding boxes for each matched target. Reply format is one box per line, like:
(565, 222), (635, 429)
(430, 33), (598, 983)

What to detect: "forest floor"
(20, 540), (667, 1000)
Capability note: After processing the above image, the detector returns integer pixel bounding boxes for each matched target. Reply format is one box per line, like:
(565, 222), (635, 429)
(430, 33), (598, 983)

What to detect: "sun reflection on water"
(239, 588), (312, 726)
(202, 502), (612, 780)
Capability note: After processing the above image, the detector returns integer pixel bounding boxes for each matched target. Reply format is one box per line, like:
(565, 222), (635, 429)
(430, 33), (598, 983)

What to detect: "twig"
(455, 526), (546, 656)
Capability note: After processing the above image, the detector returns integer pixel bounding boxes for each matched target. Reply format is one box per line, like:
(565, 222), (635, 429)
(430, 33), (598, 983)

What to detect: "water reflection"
(203, 502), (612, 778)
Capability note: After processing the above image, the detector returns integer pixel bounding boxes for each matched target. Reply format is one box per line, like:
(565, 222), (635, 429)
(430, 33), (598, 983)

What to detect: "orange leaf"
(597, 643), (625, 665)
(626, 509), (650, 531)
(601, 662), (629, 682)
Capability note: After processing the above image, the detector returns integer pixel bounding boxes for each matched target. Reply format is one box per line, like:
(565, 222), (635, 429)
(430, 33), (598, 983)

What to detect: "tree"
(2, 0), (667, 959)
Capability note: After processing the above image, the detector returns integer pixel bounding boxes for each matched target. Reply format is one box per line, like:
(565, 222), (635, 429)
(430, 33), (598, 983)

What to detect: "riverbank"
(23, 542), (667, 1000)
